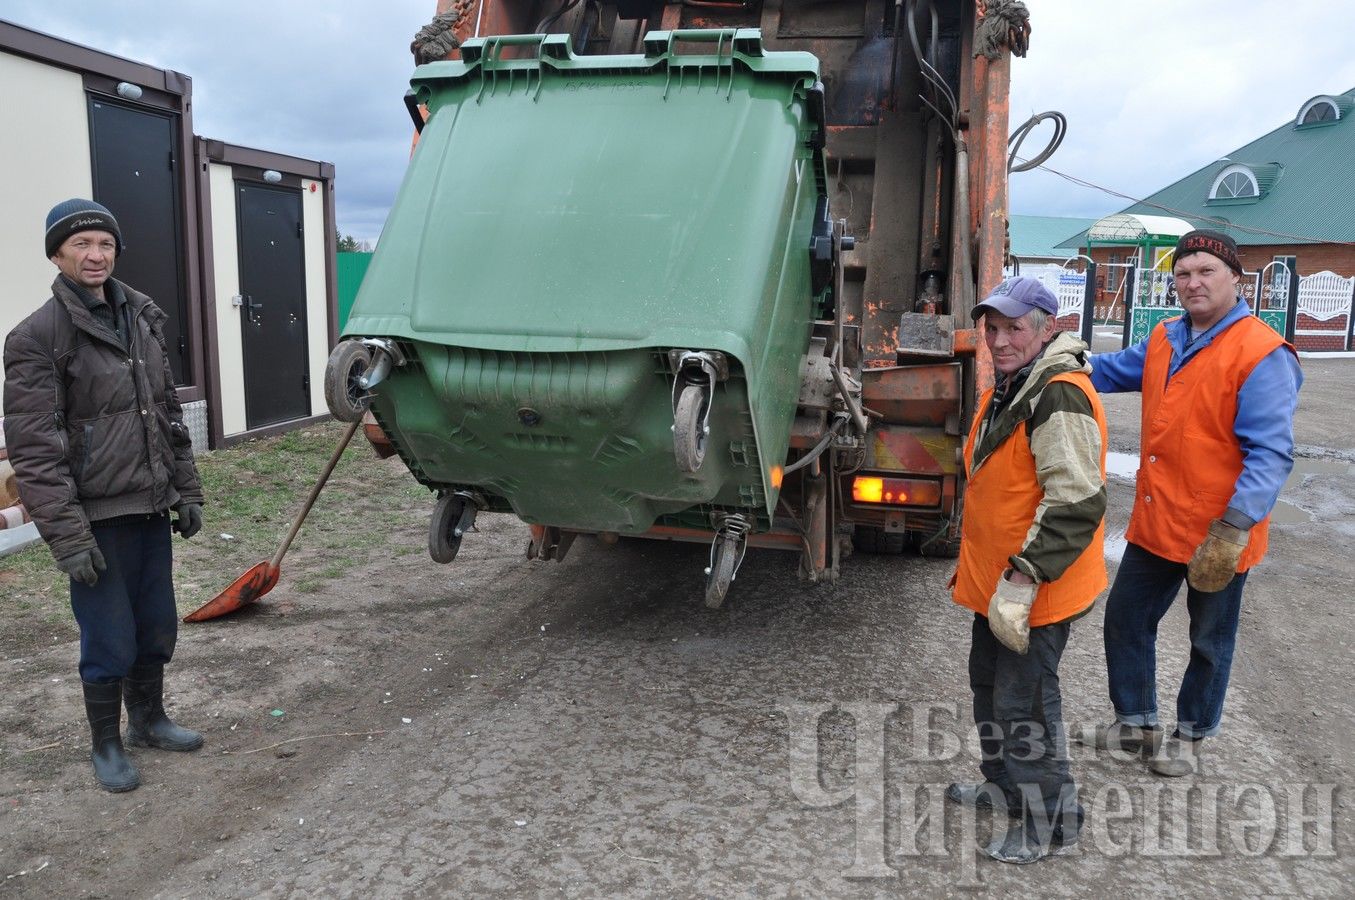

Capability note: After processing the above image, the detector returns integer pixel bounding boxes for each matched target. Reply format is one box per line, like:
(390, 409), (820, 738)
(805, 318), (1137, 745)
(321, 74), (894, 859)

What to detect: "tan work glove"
(1187, 519), (1248, 592)
(987, 571), (1037, 655)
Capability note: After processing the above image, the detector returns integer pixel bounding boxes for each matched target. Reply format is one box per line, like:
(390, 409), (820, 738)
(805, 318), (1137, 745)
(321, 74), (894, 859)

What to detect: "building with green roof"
(1008, 214), (1095, 264)
(1062, 88), (1355, 263)
(1118, 89), (1355, 261)
(1060, 89), (1355, 350)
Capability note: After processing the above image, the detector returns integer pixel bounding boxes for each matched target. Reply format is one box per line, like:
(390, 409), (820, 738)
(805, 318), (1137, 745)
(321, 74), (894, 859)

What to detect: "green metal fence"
(336, 252), (373, 330)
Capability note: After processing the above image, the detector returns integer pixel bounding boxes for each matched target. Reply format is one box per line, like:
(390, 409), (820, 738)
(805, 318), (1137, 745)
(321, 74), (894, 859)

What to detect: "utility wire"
(1016, 157), (1355, 247)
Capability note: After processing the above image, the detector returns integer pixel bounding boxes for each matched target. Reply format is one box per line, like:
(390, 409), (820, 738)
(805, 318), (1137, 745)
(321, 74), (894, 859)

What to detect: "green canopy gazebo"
(1086, 212), (1193, 272)
(1084, 213), (1193, 343)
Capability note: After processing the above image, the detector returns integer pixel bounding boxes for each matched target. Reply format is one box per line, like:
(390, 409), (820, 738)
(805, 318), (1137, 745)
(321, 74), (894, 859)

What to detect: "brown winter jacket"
(2, 276), (203, 561)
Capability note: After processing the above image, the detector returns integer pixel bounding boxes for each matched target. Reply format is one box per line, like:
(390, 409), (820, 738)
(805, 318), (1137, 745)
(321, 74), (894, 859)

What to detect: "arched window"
(1303, 102), (1337, 124)
(1208, 165), (1259, 200)
(1296, 96), (1342, 126)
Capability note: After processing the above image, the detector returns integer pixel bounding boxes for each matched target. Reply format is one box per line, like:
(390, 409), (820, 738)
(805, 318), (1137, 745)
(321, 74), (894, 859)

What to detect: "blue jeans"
(69, 514), (178, 683)
(1103, 543), (1248, 738)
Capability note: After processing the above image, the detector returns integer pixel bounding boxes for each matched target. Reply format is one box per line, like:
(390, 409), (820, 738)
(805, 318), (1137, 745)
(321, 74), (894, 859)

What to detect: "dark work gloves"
(172, 503), (203, 540)
(58, 547), (106, 586)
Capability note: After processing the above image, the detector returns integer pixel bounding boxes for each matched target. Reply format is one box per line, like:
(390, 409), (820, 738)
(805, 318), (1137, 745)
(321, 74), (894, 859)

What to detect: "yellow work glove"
(1186, 519), (1248, 593)
(987, 571), (1037, 655)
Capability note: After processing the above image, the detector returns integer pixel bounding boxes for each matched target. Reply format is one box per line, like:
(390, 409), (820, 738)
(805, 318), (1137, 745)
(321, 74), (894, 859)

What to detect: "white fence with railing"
(1013, 259), (1355, 350)
(1294, 270), (1355, 330)
(1006, 263), (1088, 331)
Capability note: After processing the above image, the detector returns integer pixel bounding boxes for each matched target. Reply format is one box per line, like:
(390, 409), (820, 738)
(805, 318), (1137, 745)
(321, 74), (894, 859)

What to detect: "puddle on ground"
(1105, 451), (1140, 480)
(1287, 457), (1353, 478)
(1268, 500), (1312, 525)
(1104, 530), (1128, 562)
(1101, 453), (1350, 525)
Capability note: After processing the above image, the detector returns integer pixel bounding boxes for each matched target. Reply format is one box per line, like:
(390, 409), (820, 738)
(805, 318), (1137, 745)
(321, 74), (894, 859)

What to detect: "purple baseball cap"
(971, 276), (1059, 321)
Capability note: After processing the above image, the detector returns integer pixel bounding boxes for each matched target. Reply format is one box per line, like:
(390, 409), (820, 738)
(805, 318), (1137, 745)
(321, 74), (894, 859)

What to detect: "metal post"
(1121, 265), (1137, 349)
(1283, 261), (1300, 343)
(1080, 261), (1097, 346)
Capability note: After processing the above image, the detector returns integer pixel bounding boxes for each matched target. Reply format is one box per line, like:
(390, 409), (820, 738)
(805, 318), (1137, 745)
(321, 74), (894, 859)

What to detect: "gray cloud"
(13, 1), (1352, 240)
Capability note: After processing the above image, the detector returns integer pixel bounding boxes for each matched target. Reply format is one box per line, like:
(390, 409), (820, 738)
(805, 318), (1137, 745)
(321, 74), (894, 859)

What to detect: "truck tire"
(852, 526), (907, 555)
(917, 535), (962, 559)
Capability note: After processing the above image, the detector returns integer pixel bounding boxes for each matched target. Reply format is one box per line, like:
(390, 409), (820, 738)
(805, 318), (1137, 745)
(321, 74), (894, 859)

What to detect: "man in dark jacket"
(3, 199), (206, 793)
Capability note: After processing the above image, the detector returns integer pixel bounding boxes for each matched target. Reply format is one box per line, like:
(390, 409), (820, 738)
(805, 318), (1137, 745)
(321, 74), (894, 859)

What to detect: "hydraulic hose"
(783, 415), (849, 476)
(1008, 111), (1067, 173)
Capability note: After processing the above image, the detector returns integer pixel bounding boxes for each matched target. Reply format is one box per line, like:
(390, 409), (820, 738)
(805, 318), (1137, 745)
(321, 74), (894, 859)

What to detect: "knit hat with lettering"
(1172, 228), (1241, 275)
(45, 198), (122, 258)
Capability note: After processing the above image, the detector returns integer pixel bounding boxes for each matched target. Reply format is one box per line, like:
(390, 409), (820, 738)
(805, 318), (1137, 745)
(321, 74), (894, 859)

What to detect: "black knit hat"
(1172, 228), (1241, 275)
(45, 198), (122, 258)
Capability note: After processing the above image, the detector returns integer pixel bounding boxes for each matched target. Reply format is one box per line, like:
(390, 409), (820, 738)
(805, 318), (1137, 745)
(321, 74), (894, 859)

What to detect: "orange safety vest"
(952, 372), (1108, 627)
(1125, 315), (1292, 570)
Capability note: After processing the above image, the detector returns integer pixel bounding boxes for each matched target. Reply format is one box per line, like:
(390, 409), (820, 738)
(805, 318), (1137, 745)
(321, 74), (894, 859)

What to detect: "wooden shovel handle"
(270, 420), (362, 569)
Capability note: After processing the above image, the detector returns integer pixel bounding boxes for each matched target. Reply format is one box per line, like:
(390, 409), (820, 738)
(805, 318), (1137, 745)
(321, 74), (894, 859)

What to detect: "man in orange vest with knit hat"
(1076, 229), (1302, 777)
(947, 276), (1109, 864)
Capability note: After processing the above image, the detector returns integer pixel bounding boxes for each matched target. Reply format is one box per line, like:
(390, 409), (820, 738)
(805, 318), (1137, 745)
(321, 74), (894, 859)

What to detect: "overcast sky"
(5, 1), (1355, 241)
(1008, 0), (1355, 221)
(2, 0), (432, 243)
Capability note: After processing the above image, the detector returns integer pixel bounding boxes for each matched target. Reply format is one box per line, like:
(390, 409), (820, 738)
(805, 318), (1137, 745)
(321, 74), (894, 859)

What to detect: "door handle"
(236, 294), (264, 324)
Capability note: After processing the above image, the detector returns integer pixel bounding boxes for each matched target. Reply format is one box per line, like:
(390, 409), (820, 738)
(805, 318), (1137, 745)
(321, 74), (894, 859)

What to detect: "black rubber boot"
(945, 782), (1022, 818)
(984, 813), (1081, 865)
(124, 664), (204, 752)
(83, 679), (140, 793)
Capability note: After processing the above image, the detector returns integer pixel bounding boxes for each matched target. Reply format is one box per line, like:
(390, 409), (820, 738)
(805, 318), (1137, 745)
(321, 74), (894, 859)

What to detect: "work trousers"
(1103, 542), (1249, 738)
(69, 514), (177, 683)
(969, 613), (1081, 829)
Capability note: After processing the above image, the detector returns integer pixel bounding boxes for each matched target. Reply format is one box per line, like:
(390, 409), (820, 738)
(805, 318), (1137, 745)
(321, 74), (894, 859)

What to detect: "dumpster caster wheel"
(703, 513), (750, 609)
(324, 340), (372, 422)
(430, 492), (476, 564)
(704, 536), (738, 609)
(673, 383), (708, 473)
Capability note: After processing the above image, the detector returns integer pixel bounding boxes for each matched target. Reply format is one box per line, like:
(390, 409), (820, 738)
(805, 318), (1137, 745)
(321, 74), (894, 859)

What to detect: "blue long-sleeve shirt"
(1091, 299), (1303, 527)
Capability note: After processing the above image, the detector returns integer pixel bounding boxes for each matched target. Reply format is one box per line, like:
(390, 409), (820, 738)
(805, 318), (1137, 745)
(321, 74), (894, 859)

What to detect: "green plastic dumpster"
(340, 29), (827, 538)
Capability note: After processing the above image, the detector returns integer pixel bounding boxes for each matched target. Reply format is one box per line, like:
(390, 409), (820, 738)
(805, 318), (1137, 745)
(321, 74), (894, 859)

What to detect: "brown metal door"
(89, 98), (190, 383)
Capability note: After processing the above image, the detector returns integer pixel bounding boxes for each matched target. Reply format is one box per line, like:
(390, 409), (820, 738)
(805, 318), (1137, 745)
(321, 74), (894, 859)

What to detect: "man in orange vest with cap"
(947, 276), (1109, 864)
(1076, 229), (1302, 776)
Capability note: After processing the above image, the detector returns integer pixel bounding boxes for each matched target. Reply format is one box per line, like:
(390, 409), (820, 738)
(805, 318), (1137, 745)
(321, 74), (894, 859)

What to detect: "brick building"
(1059, 88), (1355, 351)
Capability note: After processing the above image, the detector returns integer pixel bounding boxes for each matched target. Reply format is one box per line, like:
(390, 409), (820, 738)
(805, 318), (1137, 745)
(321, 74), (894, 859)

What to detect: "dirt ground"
(2, 350), (1352, 897)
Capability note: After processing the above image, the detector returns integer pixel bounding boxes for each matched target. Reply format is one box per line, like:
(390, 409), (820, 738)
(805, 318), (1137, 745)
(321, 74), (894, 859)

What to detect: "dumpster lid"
(411, 28), (820, 91)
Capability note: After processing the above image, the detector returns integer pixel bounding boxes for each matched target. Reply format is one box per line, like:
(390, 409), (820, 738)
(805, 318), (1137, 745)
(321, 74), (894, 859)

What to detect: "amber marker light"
(770, 465), (784, 489)
(852, 477), (884, 504)
(851, 476), (942, 507)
